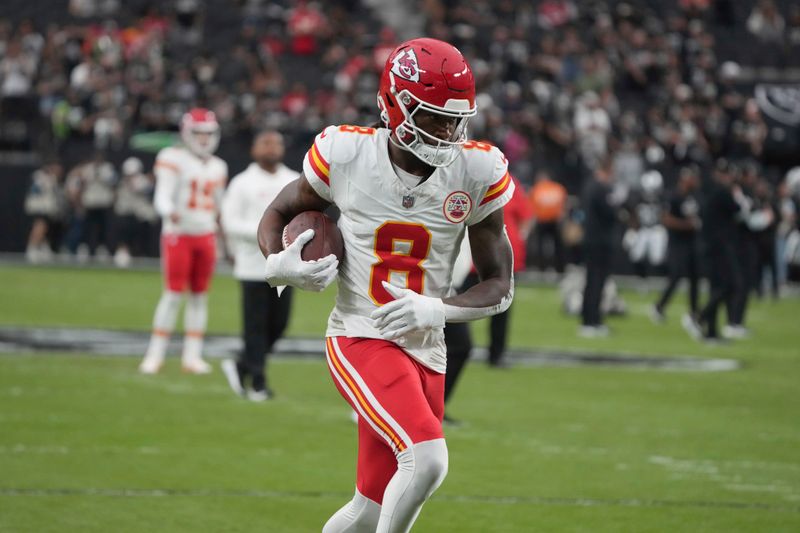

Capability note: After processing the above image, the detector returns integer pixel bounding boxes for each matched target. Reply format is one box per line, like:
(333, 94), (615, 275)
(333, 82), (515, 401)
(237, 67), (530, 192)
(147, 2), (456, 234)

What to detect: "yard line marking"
(1, 487), (798, 513)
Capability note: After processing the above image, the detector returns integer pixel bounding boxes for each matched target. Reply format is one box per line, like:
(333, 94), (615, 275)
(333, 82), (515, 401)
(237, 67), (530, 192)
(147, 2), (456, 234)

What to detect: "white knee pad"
(396, 439), (448, 489)
(184, 293), (208, 333)
(153, 291), (183, 332)
(378, 439), (448, 533)
(322, 489), (381, 533)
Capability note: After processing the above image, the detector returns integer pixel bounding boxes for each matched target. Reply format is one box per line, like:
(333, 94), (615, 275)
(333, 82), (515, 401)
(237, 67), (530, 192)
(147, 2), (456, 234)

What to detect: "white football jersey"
(304, 125), (514, 373)
(153, 146), (228, 235)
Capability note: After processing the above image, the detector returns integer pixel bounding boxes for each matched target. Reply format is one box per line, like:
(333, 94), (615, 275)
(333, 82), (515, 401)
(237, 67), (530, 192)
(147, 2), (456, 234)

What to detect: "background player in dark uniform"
(652, 166), (701, 322)
(623, 170), (667, 279)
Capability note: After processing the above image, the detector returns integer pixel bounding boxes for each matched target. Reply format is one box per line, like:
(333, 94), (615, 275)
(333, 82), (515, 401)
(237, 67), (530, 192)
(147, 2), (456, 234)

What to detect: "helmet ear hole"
(384, 93), (395, 107)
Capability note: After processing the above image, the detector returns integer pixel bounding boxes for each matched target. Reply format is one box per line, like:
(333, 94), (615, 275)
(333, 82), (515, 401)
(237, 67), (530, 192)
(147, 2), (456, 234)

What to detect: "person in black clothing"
(652, 166), (701, 322)
(443, 321), (472, 425)
(683, 160), (747, 341)
(580, 161), (624, 337)
(724, 163), (759, 338)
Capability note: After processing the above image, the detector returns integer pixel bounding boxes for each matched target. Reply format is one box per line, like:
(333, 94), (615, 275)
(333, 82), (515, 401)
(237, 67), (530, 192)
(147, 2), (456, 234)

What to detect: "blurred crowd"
(4, 0), (800, 289)
(23, 153), (159, 266)
(0, 1), (797, 177)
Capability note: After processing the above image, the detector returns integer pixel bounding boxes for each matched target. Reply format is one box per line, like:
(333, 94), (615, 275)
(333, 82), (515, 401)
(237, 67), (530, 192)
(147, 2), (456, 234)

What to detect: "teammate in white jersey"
(139, 108), (228, 375)
(258, 38), (514, 532)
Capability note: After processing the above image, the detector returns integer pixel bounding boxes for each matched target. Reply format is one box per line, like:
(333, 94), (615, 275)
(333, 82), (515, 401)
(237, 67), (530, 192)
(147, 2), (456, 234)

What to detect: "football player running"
(139, 109), (228, 375)
(258, 38), (514, 532)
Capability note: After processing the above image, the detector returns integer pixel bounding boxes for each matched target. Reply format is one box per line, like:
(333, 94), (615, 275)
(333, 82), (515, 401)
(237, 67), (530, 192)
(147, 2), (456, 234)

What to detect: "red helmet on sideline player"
(377, 38), (477, 168)
(180, 108), (220, 158)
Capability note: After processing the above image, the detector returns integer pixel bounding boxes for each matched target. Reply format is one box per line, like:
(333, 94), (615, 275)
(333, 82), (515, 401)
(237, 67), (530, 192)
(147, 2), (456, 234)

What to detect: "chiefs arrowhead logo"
(391, 48), (420, 82)
(443, 191), (473, 223)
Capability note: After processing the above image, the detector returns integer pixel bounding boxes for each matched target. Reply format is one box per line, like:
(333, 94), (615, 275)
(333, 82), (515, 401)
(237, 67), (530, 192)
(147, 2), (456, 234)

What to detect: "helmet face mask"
(378, 38), (477, 168)
(181, 108), (220, 157)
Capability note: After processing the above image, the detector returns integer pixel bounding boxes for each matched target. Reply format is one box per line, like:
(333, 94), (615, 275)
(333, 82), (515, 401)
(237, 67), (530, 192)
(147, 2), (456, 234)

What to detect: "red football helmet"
(181, 108), (220, 157)
(378, 38), (477, 167)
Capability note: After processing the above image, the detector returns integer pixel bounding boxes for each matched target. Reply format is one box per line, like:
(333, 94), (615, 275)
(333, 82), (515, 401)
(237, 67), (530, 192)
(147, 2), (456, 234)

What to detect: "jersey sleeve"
(302, 125), (337, 202)
(153, 148), (181, 217)
(466, 147), (515, 226)
(154, 147), (181, 180)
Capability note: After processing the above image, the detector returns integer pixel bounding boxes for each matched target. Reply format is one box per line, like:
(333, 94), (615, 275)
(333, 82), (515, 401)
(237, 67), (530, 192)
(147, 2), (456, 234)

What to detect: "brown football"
(282, 211), (344, 262)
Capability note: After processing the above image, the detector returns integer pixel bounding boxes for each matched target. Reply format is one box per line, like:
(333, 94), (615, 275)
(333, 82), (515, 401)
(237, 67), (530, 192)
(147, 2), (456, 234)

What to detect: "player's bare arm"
(257, 173), (330, 258)
(257, 174), (337, 292)
(444, 208), (513, 310)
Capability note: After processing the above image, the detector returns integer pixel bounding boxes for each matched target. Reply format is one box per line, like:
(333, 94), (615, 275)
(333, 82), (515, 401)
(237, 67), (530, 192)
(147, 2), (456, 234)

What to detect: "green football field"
(0, 265), (799, 532)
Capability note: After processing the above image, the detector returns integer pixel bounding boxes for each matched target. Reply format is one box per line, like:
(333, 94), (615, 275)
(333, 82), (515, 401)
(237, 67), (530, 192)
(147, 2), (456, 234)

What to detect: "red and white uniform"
(304, 125), (514, 374)
(153, 146), (227, 293)
(305, 125), (512, 507)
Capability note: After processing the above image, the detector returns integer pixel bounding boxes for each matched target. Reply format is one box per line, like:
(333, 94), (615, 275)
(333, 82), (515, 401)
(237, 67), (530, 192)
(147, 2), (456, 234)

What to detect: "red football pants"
(325, 336), (445, 504)
(161, 233), (216, 293)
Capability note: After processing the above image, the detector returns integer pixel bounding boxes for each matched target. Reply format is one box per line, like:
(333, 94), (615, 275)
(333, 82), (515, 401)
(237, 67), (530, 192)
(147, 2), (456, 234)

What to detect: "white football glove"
(264, 229), (338, 293)
(370, 281), (445, 340)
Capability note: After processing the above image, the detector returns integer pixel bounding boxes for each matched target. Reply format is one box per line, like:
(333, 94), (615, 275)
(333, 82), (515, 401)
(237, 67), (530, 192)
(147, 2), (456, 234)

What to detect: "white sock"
(182, 293), (208, 362)
(322, 489), (381, 533)
(143, 291), (183, 362)
(377, 439), (448, 533)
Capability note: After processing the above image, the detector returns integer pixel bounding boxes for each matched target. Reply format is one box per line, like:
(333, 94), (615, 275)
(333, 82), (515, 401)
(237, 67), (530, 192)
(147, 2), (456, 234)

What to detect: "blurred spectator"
(24, 161), (66, 263)
(730, 99), (768, 160)
(725, 162), (760, 338)
(287, 1), (327, 56)
(787, 6), (800, 46)
(683, 160), (748, 342)
(0, 41), (37, 97)
(747, 0), (785, 43)
(776, 177), (798, 289)
(652, 166), (701, 323)
(528, 170), (567, 273)
(580, 160), (625, 338)
(69, 0), (121, 18)
(537, 0), (577, 30)
(752, 177), (778, 298)
(113, 157), (157, 267)
(622, 170), (667, 278)
(573, 91), (610, 171)
(65, 151), (117, 260)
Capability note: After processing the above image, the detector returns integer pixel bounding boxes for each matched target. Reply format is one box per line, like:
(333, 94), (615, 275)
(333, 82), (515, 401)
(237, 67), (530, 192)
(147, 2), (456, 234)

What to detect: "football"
(282, 211), (344, 262)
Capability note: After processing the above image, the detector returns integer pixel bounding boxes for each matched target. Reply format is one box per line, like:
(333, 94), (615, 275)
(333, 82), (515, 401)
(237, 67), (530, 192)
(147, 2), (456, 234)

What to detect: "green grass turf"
(1, 265), (799, 532)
